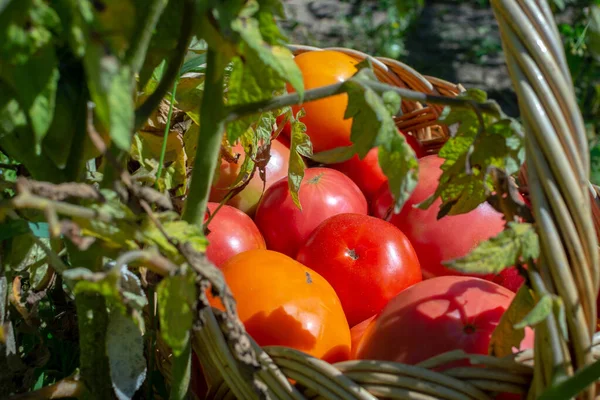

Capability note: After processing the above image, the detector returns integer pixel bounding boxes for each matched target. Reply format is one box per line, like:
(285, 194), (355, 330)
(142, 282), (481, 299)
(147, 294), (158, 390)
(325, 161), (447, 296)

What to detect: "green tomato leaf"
(378, 135), (419, 213)
(138, 0), (184, 88)
(141, 218), (207, 265)
(224, 1), (302, 143)
(106, 310), (147, 400)
(73, 190), (140, 249)
(169, 342), (192, 400)
(52, 0), (87, 57)
(416, 90), (525, 216)
(443, 222), (539, 275)
(0, 0), (59, 64)
(288, 110), (312, 209)
(157, 270), (197, 356)
(514, 293), (553, 329)
(489, 284), (536, 357)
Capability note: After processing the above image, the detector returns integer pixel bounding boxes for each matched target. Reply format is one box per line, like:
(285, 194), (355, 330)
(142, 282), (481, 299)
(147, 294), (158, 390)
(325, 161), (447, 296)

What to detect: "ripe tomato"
(208, 249), (351, 363)
(204, 202), (266, 268)
(209, 137), (292, 217)
(350, 314), (376, 357)
(296, 213), (422, 326)
(372, 155), (524, 292)
(286, 50), (359, 153)
(330, 132), (425, 204)
(255, 167), (368, 258)
(353, 276), (534, 366)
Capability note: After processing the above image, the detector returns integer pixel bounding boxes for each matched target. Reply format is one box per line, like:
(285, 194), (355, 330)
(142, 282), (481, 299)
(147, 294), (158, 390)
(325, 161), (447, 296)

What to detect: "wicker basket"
(155, 0), (600, 399)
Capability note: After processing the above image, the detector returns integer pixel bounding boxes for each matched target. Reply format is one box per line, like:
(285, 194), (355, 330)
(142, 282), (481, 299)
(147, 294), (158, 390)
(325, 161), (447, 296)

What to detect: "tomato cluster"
(194, 50), (532, 398)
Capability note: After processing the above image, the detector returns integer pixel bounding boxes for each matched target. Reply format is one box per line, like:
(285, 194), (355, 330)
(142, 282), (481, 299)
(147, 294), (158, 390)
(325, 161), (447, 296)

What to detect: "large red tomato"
(330, 132), (425, 204)
(255, 167), (368, 258)
(372, 155), (524, 292)
(353, 276), (534, 366)
(204, 202), (266, 268)
(296, 213), (422, 326)
(209, 137), (291, 217)
(208, 249), (351, 363)
(286, 50), (359, 153)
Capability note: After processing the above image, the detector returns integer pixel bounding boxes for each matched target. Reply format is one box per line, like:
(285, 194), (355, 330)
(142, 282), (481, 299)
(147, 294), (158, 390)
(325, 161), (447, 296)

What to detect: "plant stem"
(224, 79), (500, 123)
(125, 0), (169, 73)
(134, 0), (196, 131)
(5, 193), (121, 222)
(181, 49), (227, 226)
(155, 79), (179, 188)
(75, 292), (112, 399)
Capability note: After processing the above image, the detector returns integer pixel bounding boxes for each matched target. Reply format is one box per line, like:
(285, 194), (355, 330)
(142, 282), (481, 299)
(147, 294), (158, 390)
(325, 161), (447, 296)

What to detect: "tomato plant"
(285, 50), (359, 153)
(296, 213), (422, 326)
(209, 137), (292, 217)
(353, 276), (534, 366)
(207, 249), (351, 363)
(330, 131), (425, 204)
(372, 155), (525, 292)
(255, 167), (368, 257)
(204, 202), (266, 267)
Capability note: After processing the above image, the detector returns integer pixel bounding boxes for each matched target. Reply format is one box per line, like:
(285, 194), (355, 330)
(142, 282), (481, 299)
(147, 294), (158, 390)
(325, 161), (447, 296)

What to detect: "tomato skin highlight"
(209, 137), (291, 217)
(255, 167), (368, 258)
(354, 276), (534, 366)
(296, 213), (422, 326)
(286, 50), (359, 153)
(208, 249), (352, 363)
(204, 202), (266, 268)
(371, 154), (524, 291)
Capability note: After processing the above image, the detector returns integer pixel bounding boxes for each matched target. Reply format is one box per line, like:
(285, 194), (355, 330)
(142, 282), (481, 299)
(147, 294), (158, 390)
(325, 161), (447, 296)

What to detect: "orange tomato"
(286, 50), (359, 153)
(209, 137), (291, 217)
(208, 249), (351, 363)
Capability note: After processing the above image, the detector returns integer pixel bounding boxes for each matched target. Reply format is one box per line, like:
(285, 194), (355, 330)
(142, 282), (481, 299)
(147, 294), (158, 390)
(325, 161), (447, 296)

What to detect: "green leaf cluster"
(417, 89), (525, 217)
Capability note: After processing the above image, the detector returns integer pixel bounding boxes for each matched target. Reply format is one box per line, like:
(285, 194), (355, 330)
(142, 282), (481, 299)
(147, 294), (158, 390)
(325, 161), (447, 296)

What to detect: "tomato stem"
(182, 49), (228, 226)
(224, 79), (500, 126)
(124, 0), (170, 74)
(155, 78), (179, 188)
(134, 0), (196, 132)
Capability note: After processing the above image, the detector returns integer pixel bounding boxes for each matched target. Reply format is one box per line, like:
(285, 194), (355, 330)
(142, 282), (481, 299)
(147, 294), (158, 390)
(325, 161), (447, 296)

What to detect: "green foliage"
(416, 90), (525, 217)
(489, 285), (535, 357)
(287, 109), (312, 209)
(443, 222), (539, 275)
(157, 270), (197, 357)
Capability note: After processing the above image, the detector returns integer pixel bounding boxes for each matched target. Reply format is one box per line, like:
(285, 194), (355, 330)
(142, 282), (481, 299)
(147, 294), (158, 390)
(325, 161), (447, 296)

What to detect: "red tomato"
(330, 132), (425, 204)
(208, 249), (351, 363)
(350, 314), (376, 357)
(255, 167), (368, 258)
(372, 155), (524, 291)
(296, 213), (422, 326)
(209, 137), (291, 217)
(286, 50), (359, 153)
(204, 202), (266, 267)
(354, 276), (534, 366)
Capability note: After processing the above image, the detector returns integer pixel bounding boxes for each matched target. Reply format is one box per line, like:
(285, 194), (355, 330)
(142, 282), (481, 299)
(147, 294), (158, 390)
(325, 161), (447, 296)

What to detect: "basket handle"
(491, 0), (600, 398)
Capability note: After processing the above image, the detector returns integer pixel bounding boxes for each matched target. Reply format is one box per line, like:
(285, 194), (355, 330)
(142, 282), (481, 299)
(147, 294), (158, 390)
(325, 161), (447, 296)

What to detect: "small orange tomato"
(208, 249), (351, 363)
(286, 50), (359, 154)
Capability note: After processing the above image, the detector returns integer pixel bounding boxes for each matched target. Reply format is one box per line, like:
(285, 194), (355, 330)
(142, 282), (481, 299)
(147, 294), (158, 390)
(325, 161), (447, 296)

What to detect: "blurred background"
(278, 0), (599, 179)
